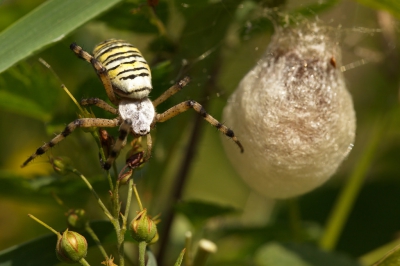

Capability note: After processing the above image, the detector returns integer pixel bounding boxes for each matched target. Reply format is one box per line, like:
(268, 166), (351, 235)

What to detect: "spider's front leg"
(21, 118), (120, 168)
(155, 100), (244, 153)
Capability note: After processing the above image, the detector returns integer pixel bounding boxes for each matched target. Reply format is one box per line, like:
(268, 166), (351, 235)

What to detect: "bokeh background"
(0, 0), (399, 265)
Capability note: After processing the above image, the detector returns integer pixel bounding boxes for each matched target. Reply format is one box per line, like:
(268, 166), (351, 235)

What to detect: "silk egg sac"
(221, 22), (356, 199)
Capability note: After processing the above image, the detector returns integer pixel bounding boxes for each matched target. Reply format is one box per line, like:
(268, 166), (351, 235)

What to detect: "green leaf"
(254, 242), (361, 266)
(354, 0), (400, 19)
(0, 0), (124, 74)
(255, 242), (312, 266)
(174, 249), (185, 266)
(0, 90), (51, 122)
(371, 243), (400, 266)
(175, 200), (238, 227)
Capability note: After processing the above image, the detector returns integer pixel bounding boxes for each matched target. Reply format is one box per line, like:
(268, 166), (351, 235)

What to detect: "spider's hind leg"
(155, 100), (244, 153)
(21, 118), (120, 168)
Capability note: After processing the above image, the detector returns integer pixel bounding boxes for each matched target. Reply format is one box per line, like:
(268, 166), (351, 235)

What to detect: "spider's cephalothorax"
(21, 39), (244, 170)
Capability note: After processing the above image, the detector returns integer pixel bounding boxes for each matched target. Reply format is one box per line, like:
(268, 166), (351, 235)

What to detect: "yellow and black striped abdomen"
(93, 39), (152, 99)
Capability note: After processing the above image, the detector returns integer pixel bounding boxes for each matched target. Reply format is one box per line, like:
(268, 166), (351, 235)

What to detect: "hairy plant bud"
(51, 156), (74, 175)
(129, 209), (157, 243)
(66, 209), (88, 230)
(222, 22), (356, 198)
(56, 229), (88, 263)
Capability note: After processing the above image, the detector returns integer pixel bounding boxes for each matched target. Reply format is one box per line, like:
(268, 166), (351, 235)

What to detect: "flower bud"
(118, 168), (133, 185)
(66, 209), (88, 230)
(129, 209), (157, 243)
(148, 231), (159, 245)
(51, 156), (74, 175)
(56, 229), (87, 263)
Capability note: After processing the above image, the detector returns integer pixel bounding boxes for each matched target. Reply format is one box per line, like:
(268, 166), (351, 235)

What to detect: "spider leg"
(70, 43), (118, 105)
(80, 98), (118, 115)
(21, 118), (120, 168)
(103, 119), (132, 170)
(155, 100), (244, 153)
(152, 77), (191, 108)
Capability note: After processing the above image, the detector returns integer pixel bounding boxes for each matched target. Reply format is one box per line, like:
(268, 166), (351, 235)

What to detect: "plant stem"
(85, 224), (109, 261)
(90, 129), (114, 191)
(28, 214), (61, 236)
(122, 178), (134, 231)
(133, 184), (144, 211)
(78, 258), (90, 266)
(319, 115), (388, 250)
(138, 241), (147, 266)
(71, 169), (113, 221)
(184, 232), (192, 266)
(288, 198), (302, 242)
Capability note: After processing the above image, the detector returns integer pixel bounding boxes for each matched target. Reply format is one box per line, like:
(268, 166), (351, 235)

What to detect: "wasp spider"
(21, 39), (244, 170)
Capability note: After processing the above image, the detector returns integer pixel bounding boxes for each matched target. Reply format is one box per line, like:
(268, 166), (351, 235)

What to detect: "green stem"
(192, 239), (217, 266)
(71, 169), (113, 221)
(288, 198), (302, 242)
(147, 6), (167, 37)
(85, 224), (109, 261)
(111, 179), (125, 266)
(117, 223), (125, 266)
(319, 115), (388, 250)
(28, 214), (61, 237)
(122, 178), (134, 231)
(78, 258), (90, 266)
(59, 83), (85, 114)
(133, 184), (143, 211)
(139, 241), (147, 266)
(184, 232), (192, 266)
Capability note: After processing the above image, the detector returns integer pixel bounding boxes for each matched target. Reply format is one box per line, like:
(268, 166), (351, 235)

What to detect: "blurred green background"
(0, 0), (399, 265)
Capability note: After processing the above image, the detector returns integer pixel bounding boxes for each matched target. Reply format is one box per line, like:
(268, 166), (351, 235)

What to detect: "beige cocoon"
(222, 23), (356, 199)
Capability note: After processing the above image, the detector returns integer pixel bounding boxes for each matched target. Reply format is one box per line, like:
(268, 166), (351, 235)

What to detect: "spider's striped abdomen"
(93, 39), (152, 99)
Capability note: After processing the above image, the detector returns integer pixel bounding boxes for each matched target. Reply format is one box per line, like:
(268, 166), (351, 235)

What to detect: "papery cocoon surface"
(222, 22), (356, 199)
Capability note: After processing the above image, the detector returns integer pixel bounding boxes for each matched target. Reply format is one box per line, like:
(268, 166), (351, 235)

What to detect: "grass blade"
(0, 0), (124, 74)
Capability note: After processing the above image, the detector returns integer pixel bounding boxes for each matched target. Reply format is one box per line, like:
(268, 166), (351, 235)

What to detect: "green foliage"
(0, 0), (399, 265)
(175, 200), (238, 228)
(355, 0), (400, 19)
(0, 221), (113, 266)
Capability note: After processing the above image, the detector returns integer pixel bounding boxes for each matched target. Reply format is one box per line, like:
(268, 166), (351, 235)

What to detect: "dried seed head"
(222, 22), (356, 198)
